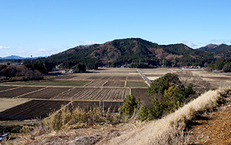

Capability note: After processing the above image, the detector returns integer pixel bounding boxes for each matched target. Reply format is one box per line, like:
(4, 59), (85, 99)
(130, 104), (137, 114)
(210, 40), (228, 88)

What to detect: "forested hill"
(198, 44), (231, 58)
(45, 38), (215, 68)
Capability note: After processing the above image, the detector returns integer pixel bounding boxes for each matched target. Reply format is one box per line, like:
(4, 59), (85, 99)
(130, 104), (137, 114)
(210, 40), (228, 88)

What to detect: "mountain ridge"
(198, 43), (231, 58)
(4, 38), (231, 68)
(46, 38), (212, 68)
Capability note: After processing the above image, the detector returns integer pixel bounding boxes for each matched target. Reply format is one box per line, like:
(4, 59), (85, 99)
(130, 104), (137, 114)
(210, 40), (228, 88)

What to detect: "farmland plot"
(131, 88), (148, 100)
(54, 74), (76, 80)
(0, 98), (31, 112)
(85, 81), (107, 87)
(0, 87), (44, 98)
(20, 87), (71, 99)
(87, 76), (127, 81)
(127, 76), (143, 81)
(0, 100), (70, 120)
(126, 81), (148, 88)
(95, 88), (130, 100)
(0, 86), (18, 92)
(1, 80), (89, 87)
(106, 76), (127, 81)
(103, 81), (125, 87)
(57, 88), (130, 100)
(63, 88), (102, 100)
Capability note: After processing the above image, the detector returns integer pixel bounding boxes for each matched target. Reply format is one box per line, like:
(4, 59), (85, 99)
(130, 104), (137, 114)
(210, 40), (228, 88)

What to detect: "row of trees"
(209, 58), (231, 72)
(0, 64), (43, 81)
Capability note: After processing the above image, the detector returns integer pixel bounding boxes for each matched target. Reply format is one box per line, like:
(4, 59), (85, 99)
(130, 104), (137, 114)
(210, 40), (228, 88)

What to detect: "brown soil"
(0, 100), (70, 120)
(0, 87), (44, 98)
(189, 98), (231, 145)
(131, 88), (148, 99)
(103, 81), (125, 87)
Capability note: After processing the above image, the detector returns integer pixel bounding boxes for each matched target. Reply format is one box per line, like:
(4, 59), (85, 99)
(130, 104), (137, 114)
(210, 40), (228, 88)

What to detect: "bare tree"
(176, 70), (211, 95)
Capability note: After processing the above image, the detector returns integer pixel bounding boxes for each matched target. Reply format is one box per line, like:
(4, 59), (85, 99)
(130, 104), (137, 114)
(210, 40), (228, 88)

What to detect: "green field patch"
(126, 81), (148, 87)
(0, 80), (90, 87)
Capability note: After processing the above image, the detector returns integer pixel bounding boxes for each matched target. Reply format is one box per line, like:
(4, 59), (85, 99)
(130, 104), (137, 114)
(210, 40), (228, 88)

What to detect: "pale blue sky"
(0, 0), (231, 57)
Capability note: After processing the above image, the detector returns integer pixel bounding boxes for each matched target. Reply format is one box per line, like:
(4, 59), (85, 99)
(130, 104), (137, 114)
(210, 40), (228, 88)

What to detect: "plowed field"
(131, 88), (148, 99)
(103, 81), (125, 87)
(127, 76), (143, 80)
(85, 81), (106, 87)
(95, 88), (130, 100)
(69, 88), (102, 100)
(56, 88), (130, 100)
(0, 100), (70, 120)
(20, 87), (71, 99)
(0, 86), (18, 92)
(0, 87), (44, 98)
(0, 100), (123, 120)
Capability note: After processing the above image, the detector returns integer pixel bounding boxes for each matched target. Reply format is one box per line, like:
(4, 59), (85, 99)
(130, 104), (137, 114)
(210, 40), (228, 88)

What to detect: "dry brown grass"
(102, 87), (229, 145)
(8, 88), (230, 145)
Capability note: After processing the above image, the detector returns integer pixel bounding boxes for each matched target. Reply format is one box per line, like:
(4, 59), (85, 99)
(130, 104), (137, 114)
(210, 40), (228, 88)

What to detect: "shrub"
(147, 73), (182, 95)
(138, 73), (195, 121)
(163, 84), (184, 113)
(72, 64), (86, 73)
(45, 105), (121, 131)
(177, 70), (210, 94)
(119, 95), (140, 116)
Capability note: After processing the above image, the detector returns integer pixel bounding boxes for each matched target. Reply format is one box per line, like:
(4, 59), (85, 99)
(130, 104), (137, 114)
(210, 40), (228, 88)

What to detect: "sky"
(0, 0), (231, 57)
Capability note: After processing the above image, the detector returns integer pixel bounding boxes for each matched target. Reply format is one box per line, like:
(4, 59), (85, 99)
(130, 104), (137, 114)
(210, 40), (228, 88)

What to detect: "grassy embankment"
(104, 87), (230, 144)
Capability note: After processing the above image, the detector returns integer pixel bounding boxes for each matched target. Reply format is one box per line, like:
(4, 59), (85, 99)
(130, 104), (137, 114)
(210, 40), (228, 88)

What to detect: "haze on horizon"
(0, 0), (231, 57)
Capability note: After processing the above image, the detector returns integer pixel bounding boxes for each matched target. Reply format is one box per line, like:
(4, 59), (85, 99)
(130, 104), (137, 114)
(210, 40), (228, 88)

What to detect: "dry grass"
(7, 88), (230, 145)
(103, 87), (229, 145)
(41, 103), (122, 132)
(9, 102), (123, 144)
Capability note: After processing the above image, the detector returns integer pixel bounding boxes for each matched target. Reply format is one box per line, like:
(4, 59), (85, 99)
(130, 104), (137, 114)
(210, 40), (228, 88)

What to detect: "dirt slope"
(189, 97), (231, 145)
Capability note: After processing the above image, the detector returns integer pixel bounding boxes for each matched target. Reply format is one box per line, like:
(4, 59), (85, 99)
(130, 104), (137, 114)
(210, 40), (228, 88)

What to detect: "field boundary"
(52, 87), (75, 99)
(0, 86), (20, 93)
(16, 87), (47, 98)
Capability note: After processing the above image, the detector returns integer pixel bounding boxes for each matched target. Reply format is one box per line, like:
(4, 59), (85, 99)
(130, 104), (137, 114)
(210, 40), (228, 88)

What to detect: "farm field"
(0, 87), (44, 98)
(20, 87), (72, 99)
(0, 100), (70, 120)
(0, 86), (18, 92)
(103, 81), (125, 87)
(0, 68), (141, 120)
(126, 81), (148, 88)
(139, 68), (231, 88)
(1, 80), (90, 87)
(85, 81), (107, 87)
(0, 98), (31, 112)
(131, 88), (148, 100)
(0, 100), (123, 121)
(1, 68), (231, 121)
(55, 88), (130, 101)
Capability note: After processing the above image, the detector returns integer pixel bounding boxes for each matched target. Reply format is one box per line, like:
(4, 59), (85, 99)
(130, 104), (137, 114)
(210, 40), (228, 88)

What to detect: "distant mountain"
(46, 38), (213, 68)
(0, 55), (25, 59)
(198, 44), (231, 58)
(0, 55), (45, 60)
